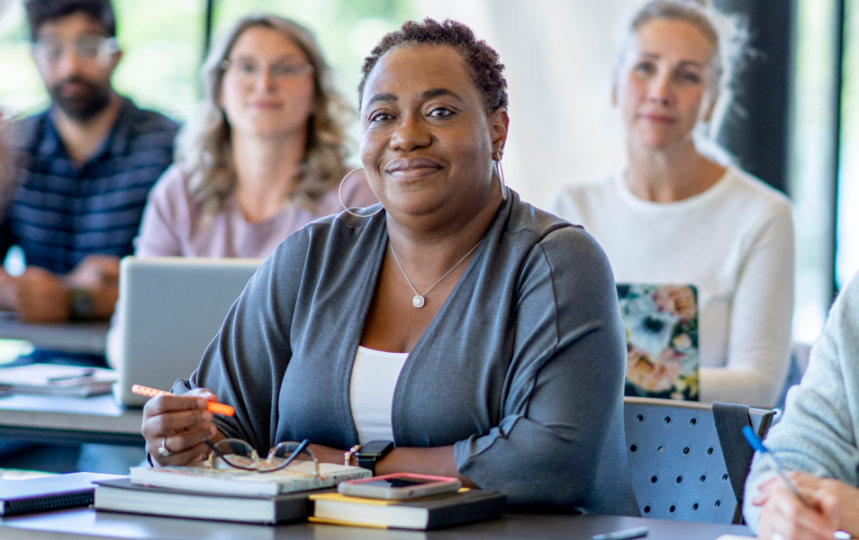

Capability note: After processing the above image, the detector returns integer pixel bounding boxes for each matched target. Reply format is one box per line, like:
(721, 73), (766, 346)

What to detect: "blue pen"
(591, 526), (649, 540)
(742, 425), (814, 508)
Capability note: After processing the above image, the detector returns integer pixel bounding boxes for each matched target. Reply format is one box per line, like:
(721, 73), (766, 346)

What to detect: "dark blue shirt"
(0, 97), (178, 274)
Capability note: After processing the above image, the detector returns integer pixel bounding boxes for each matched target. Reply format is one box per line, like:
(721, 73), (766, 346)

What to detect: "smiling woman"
(130, 13), (378, 259)
(549, 0), (795, 408)
(140, 18), (638, 514)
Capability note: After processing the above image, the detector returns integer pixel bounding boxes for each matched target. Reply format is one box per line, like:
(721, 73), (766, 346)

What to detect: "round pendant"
(412, 295), (426, 308)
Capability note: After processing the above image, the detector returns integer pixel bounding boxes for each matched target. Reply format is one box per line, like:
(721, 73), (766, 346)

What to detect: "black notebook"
(0, 472), (123, 516)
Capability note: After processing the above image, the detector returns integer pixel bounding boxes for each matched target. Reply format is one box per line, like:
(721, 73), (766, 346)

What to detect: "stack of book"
(0, 363), (116, 397)
(94, 462), (370, 524)
(95, 463), (508, 529)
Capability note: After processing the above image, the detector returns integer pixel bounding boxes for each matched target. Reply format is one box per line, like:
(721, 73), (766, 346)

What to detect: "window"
(0, 0), (414, 122)
(790, 0), (841, 342)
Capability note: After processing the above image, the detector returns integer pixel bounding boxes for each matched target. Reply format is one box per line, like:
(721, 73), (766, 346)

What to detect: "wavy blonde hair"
(178, 14), (352, 214)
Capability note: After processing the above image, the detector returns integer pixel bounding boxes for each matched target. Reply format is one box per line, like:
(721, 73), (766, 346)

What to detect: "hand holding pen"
(132, 384), (235, 416)
(138, 384), (232, 466)
(742, 426), (815, 509)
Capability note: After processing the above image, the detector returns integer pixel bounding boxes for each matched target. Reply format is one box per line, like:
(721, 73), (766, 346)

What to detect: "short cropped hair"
(358, 18), (508, 114)
(25, 0), (117, 41)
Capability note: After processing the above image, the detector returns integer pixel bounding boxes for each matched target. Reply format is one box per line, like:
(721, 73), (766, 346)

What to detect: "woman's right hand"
(753, 472), (839, 540)
(141, 388), (221, 466)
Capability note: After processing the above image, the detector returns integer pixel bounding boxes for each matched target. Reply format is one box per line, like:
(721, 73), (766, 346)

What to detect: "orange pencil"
(131, 384), (235, 416)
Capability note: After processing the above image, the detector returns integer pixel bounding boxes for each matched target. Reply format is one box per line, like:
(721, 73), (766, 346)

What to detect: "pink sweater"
(134, 164), (379, 258)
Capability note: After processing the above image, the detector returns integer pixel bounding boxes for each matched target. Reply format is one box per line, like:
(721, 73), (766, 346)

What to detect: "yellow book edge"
(308, 516), (390, 529)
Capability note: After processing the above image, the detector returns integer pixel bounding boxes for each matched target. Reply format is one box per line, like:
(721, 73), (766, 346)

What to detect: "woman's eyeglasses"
(204, 438), (320, 476)
(220, 58), (314, 84)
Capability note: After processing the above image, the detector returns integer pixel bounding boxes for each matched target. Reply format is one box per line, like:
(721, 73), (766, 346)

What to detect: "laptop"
(616, 283), (700, 401)
(113, 256), (262, 407)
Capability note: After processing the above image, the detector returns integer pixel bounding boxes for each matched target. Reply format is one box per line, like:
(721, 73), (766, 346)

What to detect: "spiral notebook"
(617, 283), (700, 401)
(0, 472), (122, 516)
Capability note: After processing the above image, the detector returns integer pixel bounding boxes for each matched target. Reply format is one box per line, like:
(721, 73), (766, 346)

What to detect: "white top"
(548, 167), (795, 407)
(349, 346), (409, 444)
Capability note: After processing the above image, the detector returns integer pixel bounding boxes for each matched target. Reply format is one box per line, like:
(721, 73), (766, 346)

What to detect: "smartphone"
(337, 473), (462, 500)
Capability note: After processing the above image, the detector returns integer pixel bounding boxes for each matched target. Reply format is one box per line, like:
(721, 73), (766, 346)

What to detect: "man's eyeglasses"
(220, 58), (314, 84)
(33, 34), (118, 65)
(204, 438), (320, 476)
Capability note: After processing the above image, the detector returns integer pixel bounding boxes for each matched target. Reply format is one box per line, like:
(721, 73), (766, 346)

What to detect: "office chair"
(623, 396), (777, 524)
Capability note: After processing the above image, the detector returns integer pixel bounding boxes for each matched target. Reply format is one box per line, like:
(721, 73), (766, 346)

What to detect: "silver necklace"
(388, 240), (482, 309)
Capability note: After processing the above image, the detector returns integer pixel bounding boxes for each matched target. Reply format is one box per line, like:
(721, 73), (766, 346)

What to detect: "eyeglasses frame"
(32, 34), (119, 66)
(219, 58), (314, 84)
(203, 437), (320, 476)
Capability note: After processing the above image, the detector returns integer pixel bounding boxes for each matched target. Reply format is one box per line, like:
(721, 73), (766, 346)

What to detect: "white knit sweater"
(549, 167), (794, 407)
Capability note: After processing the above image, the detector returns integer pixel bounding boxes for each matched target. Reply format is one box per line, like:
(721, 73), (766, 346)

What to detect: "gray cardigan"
(743, 269), (859, 530)
(184, 191), (638, 514)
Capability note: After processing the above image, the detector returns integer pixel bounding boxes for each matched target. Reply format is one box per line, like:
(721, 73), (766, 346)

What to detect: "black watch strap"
(355, 440), (394, 474)
(68, 287), (94, 320)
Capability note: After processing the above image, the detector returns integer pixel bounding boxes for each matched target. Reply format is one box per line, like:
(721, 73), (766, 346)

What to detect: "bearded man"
(0, 0), (177, 327)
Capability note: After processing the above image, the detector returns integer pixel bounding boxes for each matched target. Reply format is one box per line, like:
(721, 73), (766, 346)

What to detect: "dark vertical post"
(713, 0), (794, 195)
(203, 0), (215, 61)
(831, 0), (846, 295)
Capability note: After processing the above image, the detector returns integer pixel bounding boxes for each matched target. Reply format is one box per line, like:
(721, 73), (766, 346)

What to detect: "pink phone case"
(338, 473), (462, 500)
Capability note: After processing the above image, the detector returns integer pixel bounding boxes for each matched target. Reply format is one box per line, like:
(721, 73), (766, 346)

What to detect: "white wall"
(411, 0), (640, 208)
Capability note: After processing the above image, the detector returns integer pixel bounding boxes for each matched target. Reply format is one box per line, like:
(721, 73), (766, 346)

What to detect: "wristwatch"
(355, 440), (394, 474)
(68, 287), (94, 320)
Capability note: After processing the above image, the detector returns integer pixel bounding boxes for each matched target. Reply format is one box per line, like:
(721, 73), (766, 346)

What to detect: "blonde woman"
(135, 13), (376, 258)
(549, 0), (794, 408)
(107, 15), (375, 369)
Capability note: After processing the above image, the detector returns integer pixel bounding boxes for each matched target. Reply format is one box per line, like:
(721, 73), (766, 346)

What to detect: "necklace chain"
(389, 240), (482, 309)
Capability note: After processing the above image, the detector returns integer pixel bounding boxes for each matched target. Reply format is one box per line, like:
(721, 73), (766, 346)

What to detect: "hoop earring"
(492, 152), (508, 201)
(338, 168), (383, 218)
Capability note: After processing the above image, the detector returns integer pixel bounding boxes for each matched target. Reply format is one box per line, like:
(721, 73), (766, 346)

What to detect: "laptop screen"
(114, 257), (262, 407)
(616, 283), (699, 401)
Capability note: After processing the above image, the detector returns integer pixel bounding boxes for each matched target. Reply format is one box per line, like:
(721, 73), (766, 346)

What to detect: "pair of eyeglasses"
(204, 438), (320, 476)
(32, 34), (118, 65)
(220, 58), (314, 83)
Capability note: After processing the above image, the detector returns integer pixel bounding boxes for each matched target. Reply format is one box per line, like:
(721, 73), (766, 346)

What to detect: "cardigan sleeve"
(186, 230), (309, 451)
(453, 227), (637, 514)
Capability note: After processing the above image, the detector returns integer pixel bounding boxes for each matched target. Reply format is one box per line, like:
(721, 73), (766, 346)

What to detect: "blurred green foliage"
(0, 0), (415, 121)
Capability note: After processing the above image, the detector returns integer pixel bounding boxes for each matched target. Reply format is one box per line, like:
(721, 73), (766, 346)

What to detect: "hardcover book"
(129, 461), (370, 497)
(94, 478), (320, 524)
(309, 488), (508, 530)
